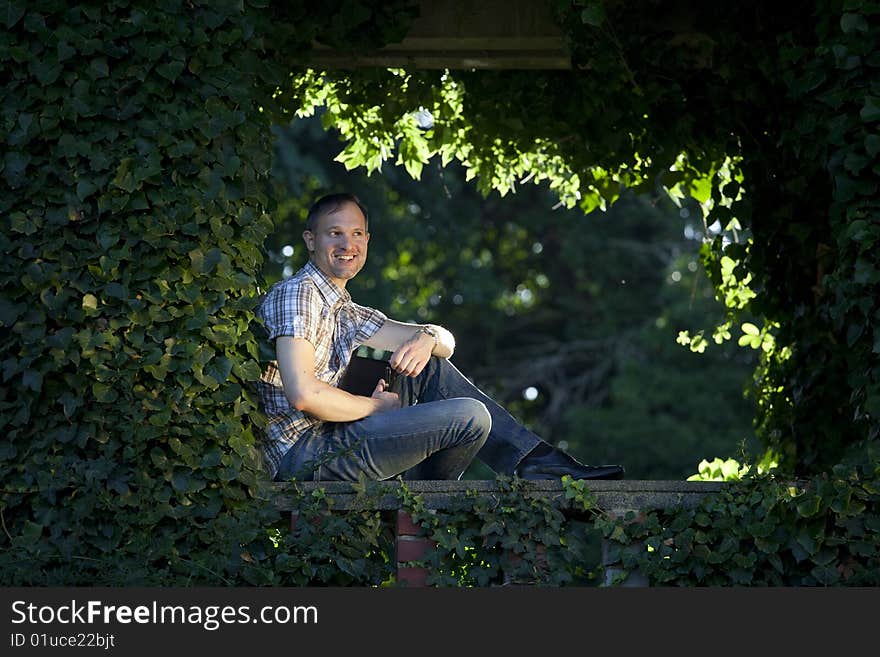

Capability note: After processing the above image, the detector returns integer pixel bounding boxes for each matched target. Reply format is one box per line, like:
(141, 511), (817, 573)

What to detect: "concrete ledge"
(272, 479), (726, 515)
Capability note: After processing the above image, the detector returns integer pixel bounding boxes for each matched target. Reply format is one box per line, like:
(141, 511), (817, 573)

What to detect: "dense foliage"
(254, 462), (880, 587)
(1, 0), (288, 584)
(2, 0), (877, 585)
(602, 443), (880, 585)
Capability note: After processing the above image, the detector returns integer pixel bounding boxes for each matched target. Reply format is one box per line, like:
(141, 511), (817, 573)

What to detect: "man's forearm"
(288, 378), (387, 422)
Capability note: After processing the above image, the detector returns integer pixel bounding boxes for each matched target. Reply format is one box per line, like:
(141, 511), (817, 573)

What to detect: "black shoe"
(514, 448), (625, 481)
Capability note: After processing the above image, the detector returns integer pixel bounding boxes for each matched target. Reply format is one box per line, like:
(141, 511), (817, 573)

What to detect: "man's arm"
(364, 319), (456, 377)
(276, 336), (399, 421)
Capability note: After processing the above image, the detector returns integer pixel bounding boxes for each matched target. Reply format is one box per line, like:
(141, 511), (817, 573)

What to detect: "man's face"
(302, 201), (370, 288)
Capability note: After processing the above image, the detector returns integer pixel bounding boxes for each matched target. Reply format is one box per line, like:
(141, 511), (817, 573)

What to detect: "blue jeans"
(275, 358), (544, 481)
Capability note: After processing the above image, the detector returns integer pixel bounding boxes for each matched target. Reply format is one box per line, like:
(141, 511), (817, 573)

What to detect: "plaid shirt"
(256, 260), (387, 478)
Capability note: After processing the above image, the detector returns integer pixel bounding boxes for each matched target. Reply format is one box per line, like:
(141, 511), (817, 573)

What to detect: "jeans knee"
(449, 398), (491, 444)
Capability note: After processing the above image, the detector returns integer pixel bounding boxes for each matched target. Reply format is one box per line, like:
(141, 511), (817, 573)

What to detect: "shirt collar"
(303, 260), (351, 308)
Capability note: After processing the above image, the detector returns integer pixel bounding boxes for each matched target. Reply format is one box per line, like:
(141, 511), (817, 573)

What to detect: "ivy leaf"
(21, 521), (44, 542)
(60, 391), (82, 418)
(840, 13), (868, 33)
(3, 0), (26, 28)
(171, 470), (191, 492)
(0, 297), (21, 325)
(92, 382), (118, 403)
(580, 5), (606, 27)
(860, 96), (880, 123)
(22, 368), (43, 391)
(89, 57), (109, 79)
(32, 61), (62, 85)
(76, 178), (98, 201)
(156, 59), (185, 82)
(189, 248), (223, 274)
(796, 495), (821, 518)
(82, 294), (98, 311)
(57, 40), (76, 61)
(113, 158), (137, 192)
(3, 151), (30, 188)
(203, 356), (233, 387)
(104, 283), (127, 299)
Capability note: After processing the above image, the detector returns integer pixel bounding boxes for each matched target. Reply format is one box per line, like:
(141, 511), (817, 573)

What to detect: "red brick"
(396, 536), (436, 562)
(396, 510), (425, 536)
(396, 567), (430, 587)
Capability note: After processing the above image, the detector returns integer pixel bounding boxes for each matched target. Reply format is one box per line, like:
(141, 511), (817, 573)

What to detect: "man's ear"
(302, 230), (314, 253)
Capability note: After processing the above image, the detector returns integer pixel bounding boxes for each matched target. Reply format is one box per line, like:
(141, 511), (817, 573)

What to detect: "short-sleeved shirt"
(256, 260), (387, 478)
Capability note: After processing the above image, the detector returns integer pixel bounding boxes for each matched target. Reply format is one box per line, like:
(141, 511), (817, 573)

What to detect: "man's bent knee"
(445, 397), (491, 443)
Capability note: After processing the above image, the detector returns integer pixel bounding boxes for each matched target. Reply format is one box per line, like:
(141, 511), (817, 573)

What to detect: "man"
(257, 192), (624, 483)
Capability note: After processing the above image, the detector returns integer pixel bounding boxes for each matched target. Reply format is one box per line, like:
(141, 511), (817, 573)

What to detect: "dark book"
(337, 355), (396, 397)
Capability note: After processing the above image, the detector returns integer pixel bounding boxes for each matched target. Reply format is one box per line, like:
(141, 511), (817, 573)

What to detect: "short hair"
(305, 193), (369, 232)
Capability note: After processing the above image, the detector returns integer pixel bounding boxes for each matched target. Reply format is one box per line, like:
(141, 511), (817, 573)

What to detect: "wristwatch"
(418, 325), (439, 348)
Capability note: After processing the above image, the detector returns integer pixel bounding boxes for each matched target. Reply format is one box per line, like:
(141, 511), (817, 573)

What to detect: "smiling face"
(302, 200), (370, 288)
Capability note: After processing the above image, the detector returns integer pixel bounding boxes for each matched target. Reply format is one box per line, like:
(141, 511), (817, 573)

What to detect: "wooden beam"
(305, 0), (571, 70)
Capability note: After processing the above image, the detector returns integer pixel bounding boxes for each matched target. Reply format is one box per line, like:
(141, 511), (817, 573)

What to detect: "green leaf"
(92, 382), (118, 403)
(860, 96), (880, 123)
(840, 13), (868, 33)
(796, 495), (821, 518)
(22, 368), (43, 392)
(21, 520), (44, 542)
(32, 61), (62, 85)
(3, 151), (30, 188)
(76, 178), (98, 201)
(0, 297), (20, 325)
(60, 391), (82, 418)
(113, 158), (137, 192)
(156, 59), (185, 81)
(189, 248), (223, 274)
(580, 5), (606, 27)
(89, 57), (109, 79)
(3, 0), (26, 28)
(845, 219), (868, 241)
(57, 40), (76, 61)
(172, 470), (190, 492)
(204, 356), (233, 386)
(104, 283), (127, 299)
(9, 211), (36, 235)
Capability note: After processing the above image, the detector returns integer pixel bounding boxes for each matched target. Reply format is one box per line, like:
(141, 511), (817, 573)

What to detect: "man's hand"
(371, 379), (400, 412)
(389, 330), (434, 377)
(365, 320), (455, 364)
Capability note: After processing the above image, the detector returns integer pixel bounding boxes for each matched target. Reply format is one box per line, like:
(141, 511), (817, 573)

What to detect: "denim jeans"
(274, 357), (545, 481)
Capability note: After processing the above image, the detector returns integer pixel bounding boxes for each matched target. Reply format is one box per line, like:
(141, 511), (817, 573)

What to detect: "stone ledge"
(272, 479), (726, 515)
